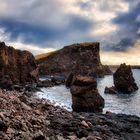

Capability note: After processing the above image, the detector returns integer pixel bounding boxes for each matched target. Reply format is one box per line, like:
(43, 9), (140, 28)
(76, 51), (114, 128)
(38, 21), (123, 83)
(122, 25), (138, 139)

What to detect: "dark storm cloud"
(0, 15), (93, 47)
(0, 0), (139, 54)
(104, 38), (136, 51)
(104, 1), (140, 51)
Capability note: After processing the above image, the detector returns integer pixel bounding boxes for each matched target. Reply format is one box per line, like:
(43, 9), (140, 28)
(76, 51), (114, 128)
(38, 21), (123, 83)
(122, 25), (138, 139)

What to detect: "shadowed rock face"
(0, 42), (38, 89)
(68, 75), (104, 112)
(113, 63), (138, 93)
(36, 42), (111, 77)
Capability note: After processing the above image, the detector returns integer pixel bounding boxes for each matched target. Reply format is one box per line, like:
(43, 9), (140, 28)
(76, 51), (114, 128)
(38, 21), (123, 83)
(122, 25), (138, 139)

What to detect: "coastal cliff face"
(36, 42), (111, 77)
(0, 42), (38, 88)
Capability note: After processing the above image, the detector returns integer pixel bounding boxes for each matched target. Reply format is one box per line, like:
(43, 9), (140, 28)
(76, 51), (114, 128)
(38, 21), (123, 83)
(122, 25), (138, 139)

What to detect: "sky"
(0, 0), (140, 65)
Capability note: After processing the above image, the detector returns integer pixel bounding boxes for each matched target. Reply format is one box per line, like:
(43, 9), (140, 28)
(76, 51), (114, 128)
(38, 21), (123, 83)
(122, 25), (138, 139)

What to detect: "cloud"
(8, 42), (56, 55)
(0, 15), (93, 48)
(102, 0), (140, 51)
(0, 0), (139, 59)
(101, 40), (140, 65)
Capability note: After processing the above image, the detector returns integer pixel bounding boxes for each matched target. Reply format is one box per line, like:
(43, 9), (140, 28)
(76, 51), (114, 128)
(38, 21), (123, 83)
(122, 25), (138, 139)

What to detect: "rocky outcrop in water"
(37, 77), (65, 88)
(0, 42), (38, 89)
(36, 42), (112, 77)
(0, 90), (140, 140)
(113, 63), (138, 93)
(104, 86), (118, 94)
(68, 75), (104, 112)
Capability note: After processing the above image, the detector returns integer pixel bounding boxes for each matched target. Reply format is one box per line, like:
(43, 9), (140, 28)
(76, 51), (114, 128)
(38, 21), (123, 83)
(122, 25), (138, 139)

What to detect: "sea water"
(36, 69), (140, 116)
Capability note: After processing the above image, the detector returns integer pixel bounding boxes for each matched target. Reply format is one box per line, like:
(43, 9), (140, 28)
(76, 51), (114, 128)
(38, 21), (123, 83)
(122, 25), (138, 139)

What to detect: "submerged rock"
(0, 42), (38, 89)
(69, 75), (104, 112)
(113, 63), (138, 93)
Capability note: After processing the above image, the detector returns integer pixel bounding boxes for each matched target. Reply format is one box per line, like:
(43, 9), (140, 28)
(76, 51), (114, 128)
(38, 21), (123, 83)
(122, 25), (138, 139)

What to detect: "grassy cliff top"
(35, 42), (99, 60)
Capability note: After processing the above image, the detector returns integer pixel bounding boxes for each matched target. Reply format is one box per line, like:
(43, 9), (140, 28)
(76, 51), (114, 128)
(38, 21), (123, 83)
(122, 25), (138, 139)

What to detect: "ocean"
(36, 69), (140, 117)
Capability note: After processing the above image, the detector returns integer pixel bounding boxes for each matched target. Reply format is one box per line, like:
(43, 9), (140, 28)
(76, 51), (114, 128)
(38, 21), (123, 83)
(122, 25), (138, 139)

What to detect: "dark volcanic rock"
(0, 75), (13, 90)
(72, 75), (97, 87)
(0, 90), (140, 140)
(70, 75), (104, 112)
(0, 42), (38, 89)
(37, 77), (65, 88)
(36, 42), (112, 77)
(104, 86), (118, 94)
(65, 73), (74, 88)
(0, 121), (8, 132)
(113, 63), (138, 93)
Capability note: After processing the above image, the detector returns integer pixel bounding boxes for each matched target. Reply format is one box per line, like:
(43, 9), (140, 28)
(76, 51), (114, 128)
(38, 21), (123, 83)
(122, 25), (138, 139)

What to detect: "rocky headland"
(36, 42), (112, 78)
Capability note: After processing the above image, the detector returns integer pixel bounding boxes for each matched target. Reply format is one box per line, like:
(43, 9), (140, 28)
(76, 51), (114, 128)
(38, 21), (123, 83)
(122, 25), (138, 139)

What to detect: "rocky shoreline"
(0, 90), (140, 140)
(0, 41), (140, 140)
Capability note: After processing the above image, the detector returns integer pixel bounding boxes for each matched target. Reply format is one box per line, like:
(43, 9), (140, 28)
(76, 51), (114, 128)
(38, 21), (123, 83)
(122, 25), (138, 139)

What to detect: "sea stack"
(66, 74), (104, 112)
(0, 42), (38, 89)
(36, 42), (112, 77)
(113, 63), (138, 93)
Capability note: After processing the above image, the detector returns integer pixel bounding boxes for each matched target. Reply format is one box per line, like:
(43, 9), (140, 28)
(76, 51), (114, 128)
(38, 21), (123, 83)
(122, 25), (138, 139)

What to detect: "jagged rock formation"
(113, 63), (138, 93)
(0, 42), (38, 89)
(67, 75), (104, 112)
(36, 42), (112, 77)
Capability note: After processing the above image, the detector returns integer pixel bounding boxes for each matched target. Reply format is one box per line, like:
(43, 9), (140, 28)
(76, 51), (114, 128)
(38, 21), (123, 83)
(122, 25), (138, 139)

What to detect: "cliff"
(36, 42), (111, 77)
(0, 42), (38, 89)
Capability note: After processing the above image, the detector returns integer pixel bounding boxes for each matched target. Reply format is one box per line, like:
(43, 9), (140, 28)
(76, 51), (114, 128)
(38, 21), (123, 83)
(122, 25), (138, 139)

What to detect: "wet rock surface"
(37, 77), (65, 88)
(66, 73), (74, 88)
(113, 63), (138, 93)
(68, 75), (104, 113)
(36, 42), (112, 77)
(0, 42), (38, 89)
(104, 86), (118, 94)
(0, 90), (140, 140)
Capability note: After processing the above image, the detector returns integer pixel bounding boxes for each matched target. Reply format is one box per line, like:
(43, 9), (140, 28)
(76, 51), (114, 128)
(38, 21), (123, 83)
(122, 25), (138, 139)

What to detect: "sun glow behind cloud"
(8, 42), (56, 55)
(101, 40), (140, 65)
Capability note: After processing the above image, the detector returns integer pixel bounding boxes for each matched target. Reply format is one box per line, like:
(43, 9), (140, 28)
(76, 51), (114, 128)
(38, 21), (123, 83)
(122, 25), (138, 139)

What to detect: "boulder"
(0, 121), (8, 132)
(69, 75), (104, 112)
(36, 42), (112, 77)
(0, 42), (38, 89)
(113, 63), (138, 93)
(104, 86), (118, 94)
